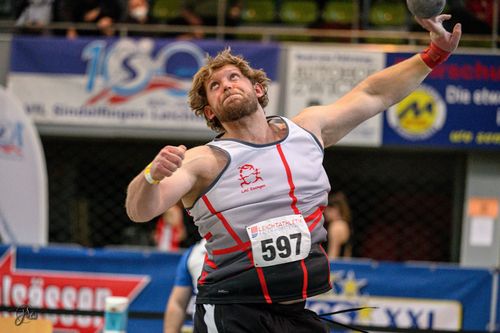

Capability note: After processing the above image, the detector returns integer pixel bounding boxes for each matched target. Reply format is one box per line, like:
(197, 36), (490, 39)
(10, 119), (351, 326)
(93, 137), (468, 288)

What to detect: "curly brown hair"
(188, 48), (270, 132)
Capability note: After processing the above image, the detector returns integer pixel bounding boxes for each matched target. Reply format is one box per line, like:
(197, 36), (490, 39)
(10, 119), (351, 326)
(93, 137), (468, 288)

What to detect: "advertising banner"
(0, 87), (47, 245)
(0, 246), (494, 332)
(284, 45), (386, 147)
(0, 246), (172, 333)
(384, 53), (500, 150)
(8, 37), (280, 136)
(310, 260), (493, 331)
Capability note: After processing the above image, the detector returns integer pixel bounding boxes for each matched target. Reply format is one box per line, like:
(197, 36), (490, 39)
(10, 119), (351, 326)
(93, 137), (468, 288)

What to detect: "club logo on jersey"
(239, 164), (266, 193)
(387, 84), (446, 141)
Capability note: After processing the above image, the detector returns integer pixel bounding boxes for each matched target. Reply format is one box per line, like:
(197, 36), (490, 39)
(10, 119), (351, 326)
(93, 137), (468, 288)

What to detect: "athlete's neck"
(221, 115), (285, 144)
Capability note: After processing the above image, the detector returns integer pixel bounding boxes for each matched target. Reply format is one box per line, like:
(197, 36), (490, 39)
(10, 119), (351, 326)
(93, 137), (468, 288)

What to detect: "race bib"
(246, 214), (311, 268)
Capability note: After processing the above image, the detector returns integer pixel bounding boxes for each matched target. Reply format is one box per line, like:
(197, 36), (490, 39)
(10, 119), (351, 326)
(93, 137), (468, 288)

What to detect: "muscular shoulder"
(292, 106), (326, 146)
(181, 145), (228, 206)
(183, 145), (227, 173)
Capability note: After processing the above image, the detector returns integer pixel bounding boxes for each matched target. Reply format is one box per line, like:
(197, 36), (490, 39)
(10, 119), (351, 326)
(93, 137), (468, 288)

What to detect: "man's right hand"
(415, 14), (462, 52)
(149, 145), (187, 182)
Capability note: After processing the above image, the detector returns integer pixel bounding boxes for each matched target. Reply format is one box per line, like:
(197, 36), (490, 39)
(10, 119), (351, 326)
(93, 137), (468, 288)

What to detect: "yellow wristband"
(144, 163), (160, 185)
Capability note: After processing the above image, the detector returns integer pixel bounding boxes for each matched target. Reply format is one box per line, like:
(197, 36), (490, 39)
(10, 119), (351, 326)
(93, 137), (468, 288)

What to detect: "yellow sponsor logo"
(388, 85), (446, 140)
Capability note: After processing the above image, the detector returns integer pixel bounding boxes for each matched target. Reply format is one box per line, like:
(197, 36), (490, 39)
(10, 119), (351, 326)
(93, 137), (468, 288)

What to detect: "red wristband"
(420, 42), (451, 69)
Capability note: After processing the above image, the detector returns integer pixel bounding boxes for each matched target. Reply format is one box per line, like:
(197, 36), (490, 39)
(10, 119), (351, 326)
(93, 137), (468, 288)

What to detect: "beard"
(217, 91), (259, 123)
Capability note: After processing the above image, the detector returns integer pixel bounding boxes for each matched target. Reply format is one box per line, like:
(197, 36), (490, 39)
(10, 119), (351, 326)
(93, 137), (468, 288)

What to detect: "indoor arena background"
(0, 0), (499, 332)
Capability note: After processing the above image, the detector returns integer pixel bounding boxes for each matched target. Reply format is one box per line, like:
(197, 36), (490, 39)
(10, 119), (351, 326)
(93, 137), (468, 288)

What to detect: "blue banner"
(383, 53), (500, 150)
(8, 37), (281, 132)
(10, 36), (280, 80)
(0, 246), (494, 332)
(310, 260), (493, 331)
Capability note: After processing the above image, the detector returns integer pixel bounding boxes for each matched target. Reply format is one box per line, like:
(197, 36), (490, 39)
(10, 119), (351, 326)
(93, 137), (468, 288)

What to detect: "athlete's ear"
(204, 105), (215, 120)
(254, 83), (265, 98)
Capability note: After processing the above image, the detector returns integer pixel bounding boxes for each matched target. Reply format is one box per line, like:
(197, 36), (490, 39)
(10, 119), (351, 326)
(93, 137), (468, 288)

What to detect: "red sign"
(0, 248), (149, 333)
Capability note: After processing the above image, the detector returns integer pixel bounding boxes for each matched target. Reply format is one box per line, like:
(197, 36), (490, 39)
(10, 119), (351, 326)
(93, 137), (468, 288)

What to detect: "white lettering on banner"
(2, 274), (111, 327)
(308, 295), (462, 330)
(53, 104), (146, 122)
(446, 85), (471, 104)
(473, 88), (500, 105)
(445, 85), (500, 106)
(0, 249), (149, 333)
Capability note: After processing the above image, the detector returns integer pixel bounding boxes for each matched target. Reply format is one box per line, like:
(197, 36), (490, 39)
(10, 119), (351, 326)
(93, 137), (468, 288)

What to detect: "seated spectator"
(57, 0), (123, 38)
(123, 0), (158, 37)
(15, 0), (55, 35)
(124, 0), (151, 25)
(169, 0), (242, 40)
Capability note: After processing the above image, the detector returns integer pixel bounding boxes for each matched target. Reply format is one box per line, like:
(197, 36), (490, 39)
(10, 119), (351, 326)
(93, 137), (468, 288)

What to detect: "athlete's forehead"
(206, 65), (242, 84)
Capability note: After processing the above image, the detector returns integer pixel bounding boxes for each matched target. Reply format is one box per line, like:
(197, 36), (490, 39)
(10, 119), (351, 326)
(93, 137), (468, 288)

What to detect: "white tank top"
(187, 116), (332, 303)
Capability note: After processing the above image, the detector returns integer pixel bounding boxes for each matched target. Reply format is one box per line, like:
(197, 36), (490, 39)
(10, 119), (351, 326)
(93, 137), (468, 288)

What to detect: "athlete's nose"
(222, 78), (233, 91)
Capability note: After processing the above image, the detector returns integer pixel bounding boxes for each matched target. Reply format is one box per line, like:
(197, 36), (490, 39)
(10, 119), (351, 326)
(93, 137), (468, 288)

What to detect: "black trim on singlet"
(211, 115), (289, 147)
(185, 116), (289, 210)
(184, 145), (231, 211)
(295, 122), (325, 152)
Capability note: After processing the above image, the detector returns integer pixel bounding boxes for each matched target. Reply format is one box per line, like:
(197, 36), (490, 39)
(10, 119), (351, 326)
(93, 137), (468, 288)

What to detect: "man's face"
(203, 65), (263, 124)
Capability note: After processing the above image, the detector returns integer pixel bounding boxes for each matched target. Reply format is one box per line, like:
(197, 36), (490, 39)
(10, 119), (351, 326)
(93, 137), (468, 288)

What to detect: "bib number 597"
(247, 214), (311, 267)
(261, 233), (302, 261)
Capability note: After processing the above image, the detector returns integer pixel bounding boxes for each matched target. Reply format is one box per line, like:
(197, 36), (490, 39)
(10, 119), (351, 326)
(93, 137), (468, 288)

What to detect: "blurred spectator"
(169, 0), (242, 39)
(124, 0), (150, 24)
(123, 0), (159, 36)
(164, 239), (206, 333)
(465, 0), (498, 32)
(15, 0), (55, 34)
(154, 203), (186, 252)
(324, 191), (353, 259)
(57, 0), (123, 38)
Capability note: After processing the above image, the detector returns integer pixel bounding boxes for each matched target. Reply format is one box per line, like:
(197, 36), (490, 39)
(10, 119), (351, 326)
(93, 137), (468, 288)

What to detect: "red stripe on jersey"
(198, 270), (209, 285)
(319, 244), (333, 289)
(300, 259), (309, 299)
(204, 232), (213, 240)
(202, 195), (244, 245)
(245, 247), (272, 303)
(308, 213), (323, 232)
(276, 144), (300, 215)
(212, 241), (251, 255)
(202, 195), (272, 303)
(206, 257), (218, 269)
(304, 206), (325, 222)
(256, 267), (272, 304)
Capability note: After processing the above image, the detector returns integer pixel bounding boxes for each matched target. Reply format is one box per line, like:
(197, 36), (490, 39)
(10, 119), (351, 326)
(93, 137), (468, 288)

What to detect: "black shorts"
(194, 301), (329, 333)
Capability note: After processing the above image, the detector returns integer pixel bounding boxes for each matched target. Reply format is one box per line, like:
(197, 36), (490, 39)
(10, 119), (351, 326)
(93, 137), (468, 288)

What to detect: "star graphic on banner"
(337, 270), (367, 297)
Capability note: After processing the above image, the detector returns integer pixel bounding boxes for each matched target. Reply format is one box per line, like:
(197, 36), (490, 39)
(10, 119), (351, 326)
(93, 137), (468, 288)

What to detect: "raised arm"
(294, 15), (461, 148)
